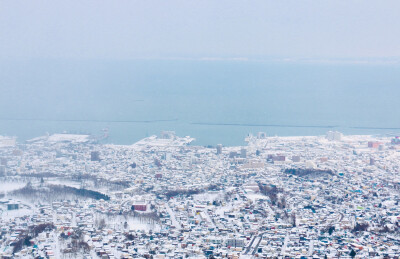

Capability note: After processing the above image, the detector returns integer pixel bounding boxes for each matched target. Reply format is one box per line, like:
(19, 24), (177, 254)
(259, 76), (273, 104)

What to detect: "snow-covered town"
(1, 131), (400, 258)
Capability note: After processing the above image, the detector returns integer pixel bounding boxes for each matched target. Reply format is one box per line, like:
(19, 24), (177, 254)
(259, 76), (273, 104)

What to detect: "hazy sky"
(1, 0), (400, 60)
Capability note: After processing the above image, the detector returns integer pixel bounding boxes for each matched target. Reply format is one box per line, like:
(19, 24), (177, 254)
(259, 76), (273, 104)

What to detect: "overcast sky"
(1, 0), (400, 60)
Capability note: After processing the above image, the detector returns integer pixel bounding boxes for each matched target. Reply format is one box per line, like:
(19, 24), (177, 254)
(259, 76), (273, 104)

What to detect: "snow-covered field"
(109, 215), (161, 232)
(47, 179), (82, 189)
(0, 181), (27, 193)
(1, 207), (34, 220)
(193, 191), (222, 202)
(246, 193), (268, 202)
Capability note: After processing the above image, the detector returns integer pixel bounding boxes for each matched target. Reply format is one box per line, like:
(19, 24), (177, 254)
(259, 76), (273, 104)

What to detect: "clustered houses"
(1, 131), (400, 258)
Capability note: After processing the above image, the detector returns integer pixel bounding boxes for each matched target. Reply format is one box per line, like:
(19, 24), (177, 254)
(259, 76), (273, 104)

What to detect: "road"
(243, 233), (264, 255)
(243, 234), (255, 255)
(308, 239), (314, 256)
(281, 232), (289, 256)
(338, 212), (344, 222)
(252, 234), (264, 255)
(165, 203), (181, 230)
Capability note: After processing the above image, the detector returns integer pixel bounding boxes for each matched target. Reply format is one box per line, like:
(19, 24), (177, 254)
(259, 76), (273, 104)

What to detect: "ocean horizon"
(1, 59), (399, 146)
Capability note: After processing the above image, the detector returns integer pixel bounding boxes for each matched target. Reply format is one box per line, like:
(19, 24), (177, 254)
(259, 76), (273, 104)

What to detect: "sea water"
(0, 59), (399, 146)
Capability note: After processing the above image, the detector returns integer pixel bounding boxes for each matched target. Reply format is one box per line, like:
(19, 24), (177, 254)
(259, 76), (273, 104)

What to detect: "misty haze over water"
(1, 59), (399, 145)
